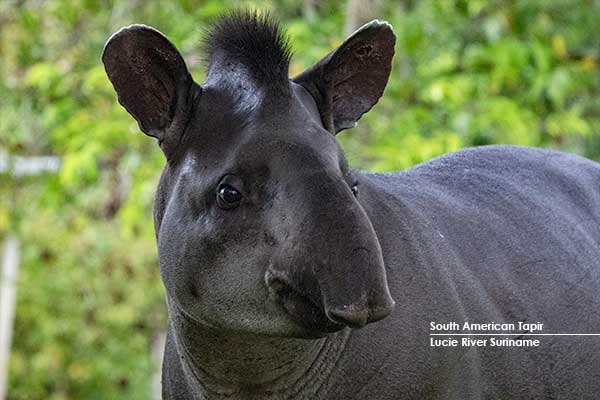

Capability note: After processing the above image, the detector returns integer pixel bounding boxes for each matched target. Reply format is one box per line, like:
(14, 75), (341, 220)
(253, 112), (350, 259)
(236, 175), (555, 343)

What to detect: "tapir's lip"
(265, 271), (343, 334)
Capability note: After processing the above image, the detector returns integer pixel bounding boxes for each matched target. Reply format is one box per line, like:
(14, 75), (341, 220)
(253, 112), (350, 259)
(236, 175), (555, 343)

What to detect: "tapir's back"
(337, 145), (600, 399)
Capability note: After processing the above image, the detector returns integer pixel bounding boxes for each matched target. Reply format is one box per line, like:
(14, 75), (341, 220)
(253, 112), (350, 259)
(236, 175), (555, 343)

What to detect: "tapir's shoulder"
(362, 144), (600, 195)
(359, 144), (600, 227)
(404, 144), (599, 178)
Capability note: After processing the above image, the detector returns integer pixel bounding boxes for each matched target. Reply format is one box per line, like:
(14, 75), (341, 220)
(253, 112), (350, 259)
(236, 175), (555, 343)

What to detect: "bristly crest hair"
(202, 10), (293, 88)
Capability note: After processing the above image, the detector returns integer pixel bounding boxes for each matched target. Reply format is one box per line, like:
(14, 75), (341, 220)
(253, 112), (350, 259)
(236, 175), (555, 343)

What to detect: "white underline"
(430, 333), (600, 336)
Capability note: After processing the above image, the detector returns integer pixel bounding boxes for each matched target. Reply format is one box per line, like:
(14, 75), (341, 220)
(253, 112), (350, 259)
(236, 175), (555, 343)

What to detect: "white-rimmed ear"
(293, 20), (395, 134)
(102, 24), (195, 150)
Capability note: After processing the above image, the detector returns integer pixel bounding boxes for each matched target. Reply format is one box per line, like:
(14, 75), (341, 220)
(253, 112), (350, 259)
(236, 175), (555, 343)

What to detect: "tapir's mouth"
(265, 272), (343, 335)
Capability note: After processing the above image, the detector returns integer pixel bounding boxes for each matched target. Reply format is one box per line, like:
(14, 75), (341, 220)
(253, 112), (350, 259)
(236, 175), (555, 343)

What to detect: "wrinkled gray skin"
(103, 14), (600, 400)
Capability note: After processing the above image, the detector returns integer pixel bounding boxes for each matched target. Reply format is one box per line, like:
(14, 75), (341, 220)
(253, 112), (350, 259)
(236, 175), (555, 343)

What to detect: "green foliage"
(342, 0), (600, 170)
(1, 0), (599, 398)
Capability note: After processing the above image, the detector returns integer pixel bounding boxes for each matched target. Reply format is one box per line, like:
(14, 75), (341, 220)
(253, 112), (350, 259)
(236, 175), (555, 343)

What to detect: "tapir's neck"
(164, 302), (350, 399)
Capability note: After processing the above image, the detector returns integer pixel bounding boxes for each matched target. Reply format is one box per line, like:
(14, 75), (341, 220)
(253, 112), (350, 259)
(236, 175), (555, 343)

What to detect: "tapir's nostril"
(325, 305), (369, 328)
(326, 298), (395, 329)
(368, 298), (396, 323)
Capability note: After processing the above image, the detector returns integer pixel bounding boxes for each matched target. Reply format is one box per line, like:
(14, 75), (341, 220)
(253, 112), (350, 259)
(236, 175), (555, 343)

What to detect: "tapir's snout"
(265, 244), (395, 331)
(265, 191), (396, 332)
(318, 245), (396, 329)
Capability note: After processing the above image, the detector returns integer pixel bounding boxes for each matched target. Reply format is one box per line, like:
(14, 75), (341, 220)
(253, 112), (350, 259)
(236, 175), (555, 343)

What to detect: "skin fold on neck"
(167, 301), (351, 400)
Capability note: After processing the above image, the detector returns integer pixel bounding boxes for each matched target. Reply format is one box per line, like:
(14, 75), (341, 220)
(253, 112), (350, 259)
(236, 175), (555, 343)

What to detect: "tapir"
(102, 11), (600, 400)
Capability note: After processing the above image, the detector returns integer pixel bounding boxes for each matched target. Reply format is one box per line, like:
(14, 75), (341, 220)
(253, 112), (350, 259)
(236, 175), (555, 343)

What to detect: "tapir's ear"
(102, 24), (196, 152)
(292, 20), (395, 134)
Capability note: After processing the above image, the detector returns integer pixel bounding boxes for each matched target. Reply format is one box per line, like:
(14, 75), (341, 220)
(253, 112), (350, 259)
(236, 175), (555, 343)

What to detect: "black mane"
(202, 11), (292, 88)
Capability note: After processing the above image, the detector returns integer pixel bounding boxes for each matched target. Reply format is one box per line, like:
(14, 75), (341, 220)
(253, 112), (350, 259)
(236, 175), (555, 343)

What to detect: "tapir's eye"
(351, 182), (359, 196)
(217, 183), (242, 209)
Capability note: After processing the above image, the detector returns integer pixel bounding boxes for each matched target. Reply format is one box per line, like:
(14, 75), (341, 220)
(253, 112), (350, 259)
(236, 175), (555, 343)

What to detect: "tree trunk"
(345, 0), (383, 35)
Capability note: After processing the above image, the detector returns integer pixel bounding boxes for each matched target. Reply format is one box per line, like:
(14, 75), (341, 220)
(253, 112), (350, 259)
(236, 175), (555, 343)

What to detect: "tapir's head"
(102, 11), (395, 338)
